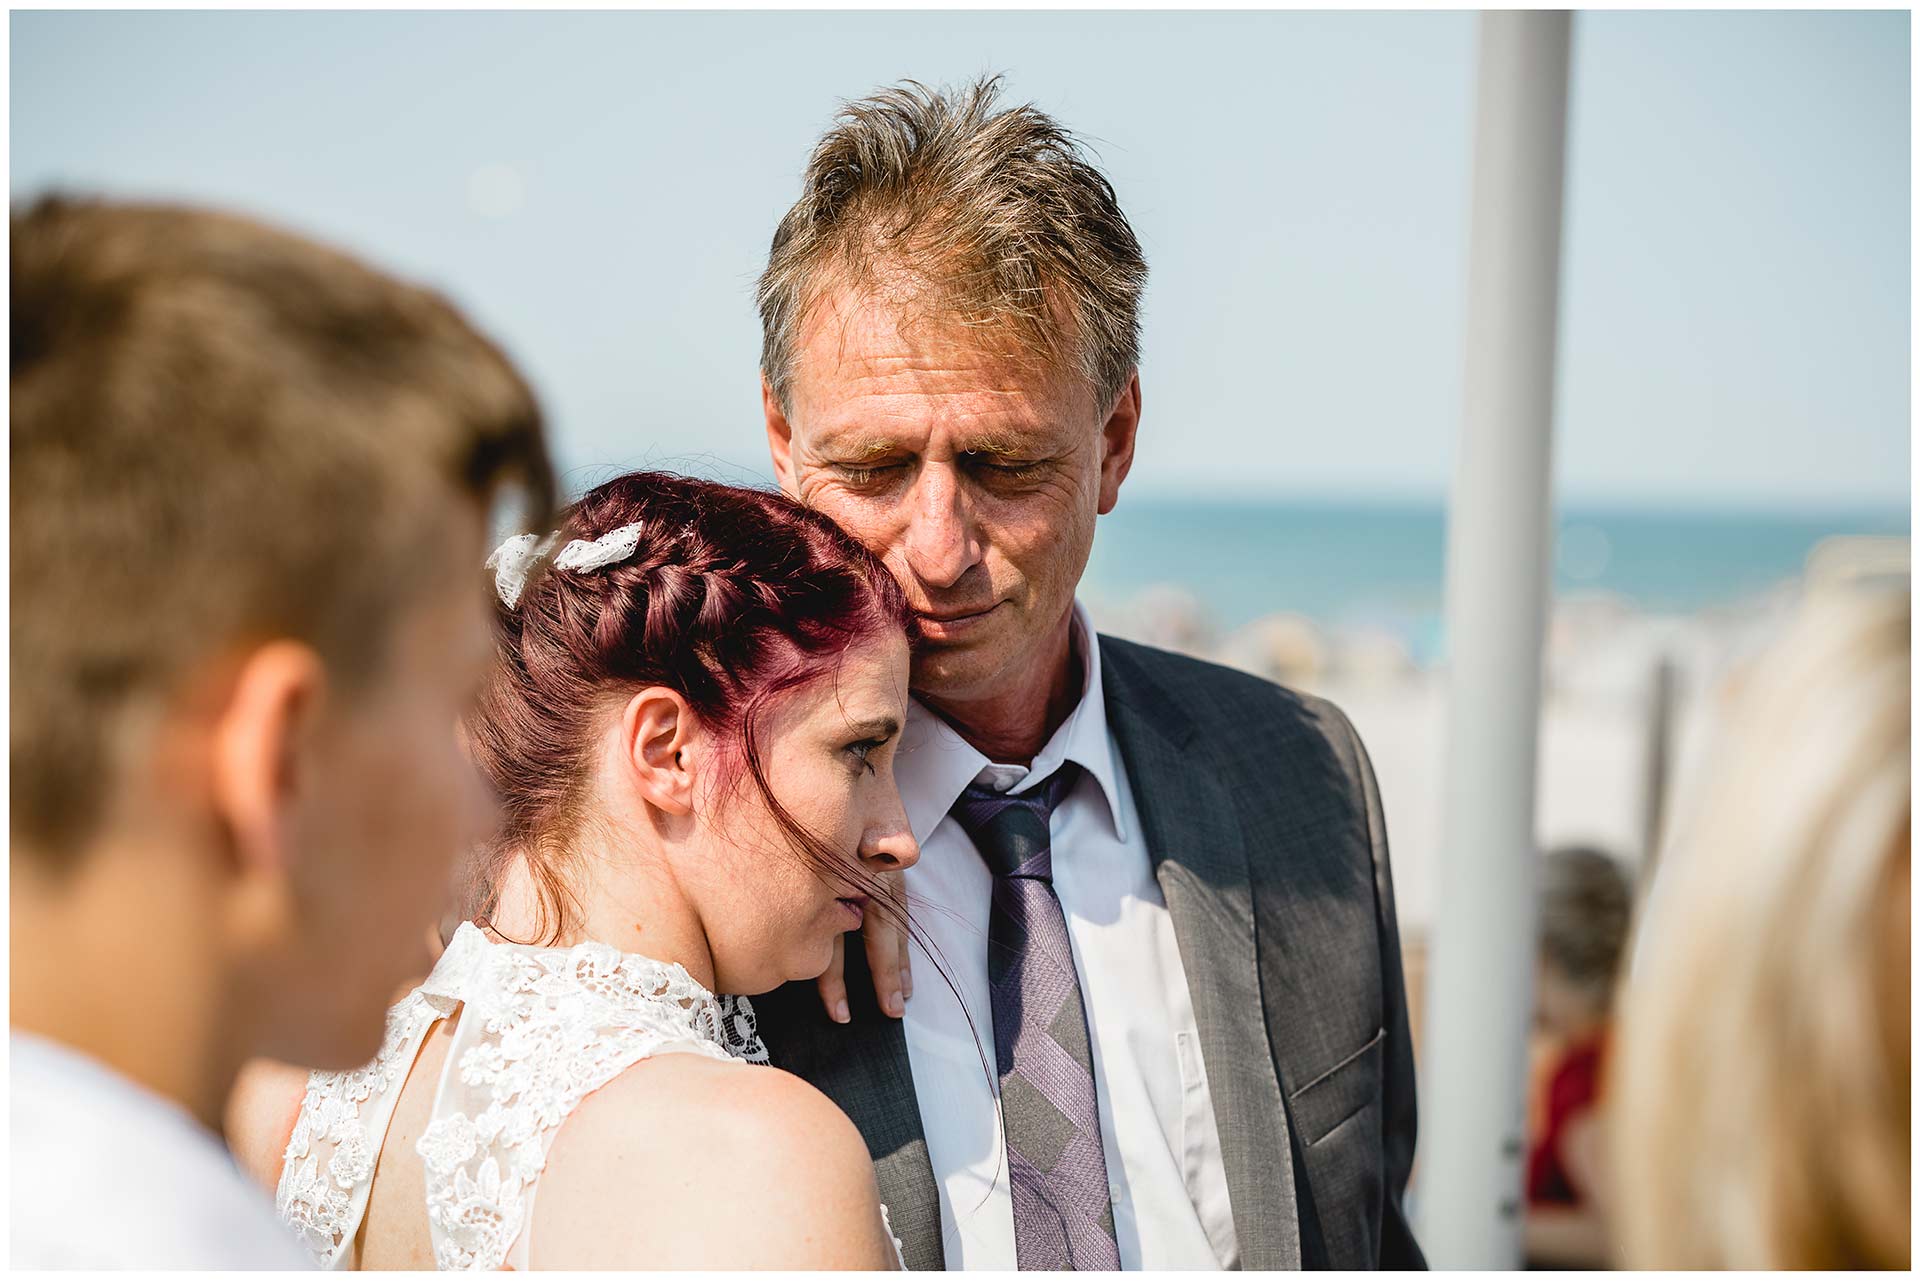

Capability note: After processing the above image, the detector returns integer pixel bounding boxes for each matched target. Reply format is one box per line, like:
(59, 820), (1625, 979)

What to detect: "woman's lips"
(837, 894), (870, 927)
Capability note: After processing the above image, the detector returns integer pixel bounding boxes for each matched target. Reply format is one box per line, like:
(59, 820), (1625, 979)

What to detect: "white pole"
(1415, 10), (1573, 1270)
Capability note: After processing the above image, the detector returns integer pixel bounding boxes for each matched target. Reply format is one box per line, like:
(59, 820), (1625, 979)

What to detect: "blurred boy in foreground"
(9, 197), (553, 1267)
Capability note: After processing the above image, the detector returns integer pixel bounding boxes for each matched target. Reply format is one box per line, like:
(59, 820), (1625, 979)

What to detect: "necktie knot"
(950, 763), (1080, 881)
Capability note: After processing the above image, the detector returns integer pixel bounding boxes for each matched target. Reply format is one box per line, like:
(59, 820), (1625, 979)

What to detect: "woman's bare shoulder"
(531, 1053), (896, 1269)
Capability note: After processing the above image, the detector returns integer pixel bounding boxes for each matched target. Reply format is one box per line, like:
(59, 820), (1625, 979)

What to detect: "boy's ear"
(208, 641), (327, 883)
(620, 687), (700, 816)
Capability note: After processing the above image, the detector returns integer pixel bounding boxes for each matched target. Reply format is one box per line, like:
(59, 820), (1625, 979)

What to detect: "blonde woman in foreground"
(1611, 585), (1909, 1269)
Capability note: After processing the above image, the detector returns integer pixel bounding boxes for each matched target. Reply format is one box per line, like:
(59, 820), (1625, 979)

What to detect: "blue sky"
(12, 10), (1909, 511)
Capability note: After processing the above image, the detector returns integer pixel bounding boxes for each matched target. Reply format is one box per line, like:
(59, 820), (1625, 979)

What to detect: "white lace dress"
(275, 923), (902, 1270)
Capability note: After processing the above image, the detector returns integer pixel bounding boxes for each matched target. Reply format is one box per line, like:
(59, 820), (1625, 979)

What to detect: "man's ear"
(209, 641), (327, 883)
(620, 687), (701, 816)
(763, 374), (799, 498)
(1096, 371), (1142, 516)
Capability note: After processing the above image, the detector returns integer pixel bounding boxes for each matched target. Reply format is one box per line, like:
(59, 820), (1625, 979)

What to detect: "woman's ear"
(620, 687), (700, 816)
(209, 640), (327, 883)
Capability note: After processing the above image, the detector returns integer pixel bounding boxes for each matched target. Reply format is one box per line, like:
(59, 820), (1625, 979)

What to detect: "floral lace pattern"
(273, 924), (766, 1270)
(715, 993), (771, 1065)
(277, 989), (451, 1264)
(416, 934), (752, 1270)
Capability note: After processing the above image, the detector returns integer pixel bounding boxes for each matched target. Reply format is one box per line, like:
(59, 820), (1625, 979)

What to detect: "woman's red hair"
(462, 470), (914, 943)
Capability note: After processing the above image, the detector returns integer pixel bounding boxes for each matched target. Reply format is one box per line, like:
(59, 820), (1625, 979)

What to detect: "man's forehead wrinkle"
(851, 355), (1040, 401)
(805, 353), (1051, 420)
(811, 384), (1058, 454)
(789, 285), (1098, 459)
(802, 278), (1053, 375)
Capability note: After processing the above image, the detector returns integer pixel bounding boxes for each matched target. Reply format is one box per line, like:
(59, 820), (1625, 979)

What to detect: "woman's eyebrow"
(841, 714), (902, 740)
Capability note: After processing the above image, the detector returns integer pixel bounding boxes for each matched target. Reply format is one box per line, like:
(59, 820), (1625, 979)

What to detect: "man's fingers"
(863, 891), (910, 1019)
(816, 932), (851, 1024)
(888, 875), (911, 1002)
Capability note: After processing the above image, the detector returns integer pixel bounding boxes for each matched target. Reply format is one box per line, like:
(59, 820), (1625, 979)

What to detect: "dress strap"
(276, 991), (454, 1268)
(276, 925), (490, 1267)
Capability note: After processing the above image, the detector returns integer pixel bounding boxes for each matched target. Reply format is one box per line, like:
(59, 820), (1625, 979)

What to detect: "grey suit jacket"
(752, 636), (1425, 1270)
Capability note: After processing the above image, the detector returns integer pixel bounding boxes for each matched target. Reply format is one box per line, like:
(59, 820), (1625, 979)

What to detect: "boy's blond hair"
(11, 196), (555, 863)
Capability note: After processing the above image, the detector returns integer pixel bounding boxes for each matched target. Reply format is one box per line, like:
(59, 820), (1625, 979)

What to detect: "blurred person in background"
(1523, 845), (1633, 1268)
(751, 75), (1423, 1270)
(9, 196), (553, 1267)
(1610, 587), (1909, 1269)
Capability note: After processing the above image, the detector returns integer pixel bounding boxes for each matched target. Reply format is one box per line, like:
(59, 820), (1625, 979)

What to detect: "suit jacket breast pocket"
(1290, 1029), (1387, 1266)
(1289, 1028), (1384, 1148)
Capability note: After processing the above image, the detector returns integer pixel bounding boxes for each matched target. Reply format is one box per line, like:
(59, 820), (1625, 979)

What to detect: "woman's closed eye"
(846, 738), (888, 775)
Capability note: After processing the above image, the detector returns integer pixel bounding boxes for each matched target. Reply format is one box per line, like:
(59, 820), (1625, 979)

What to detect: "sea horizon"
(1082, 494), (1909, 645)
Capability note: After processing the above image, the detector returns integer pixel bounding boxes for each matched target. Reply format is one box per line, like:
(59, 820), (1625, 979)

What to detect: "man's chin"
(909, 642), (1014, 706)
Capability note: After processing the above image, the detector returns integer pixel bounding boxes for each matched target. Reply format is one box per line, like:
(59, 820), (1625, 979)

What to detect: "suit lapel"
(841, 946), (946, 1271)
(1101, 639), (1304, 1270)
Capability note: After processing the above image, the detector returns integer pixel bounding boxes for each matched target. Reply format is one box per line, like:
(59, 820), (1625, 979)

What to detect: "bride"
(233, 472), (920, 1269)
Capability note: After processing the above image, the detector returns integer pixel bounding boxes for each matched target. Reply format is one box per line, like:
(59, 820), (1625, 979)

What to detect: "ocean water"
(1082, 497), (1908, 641)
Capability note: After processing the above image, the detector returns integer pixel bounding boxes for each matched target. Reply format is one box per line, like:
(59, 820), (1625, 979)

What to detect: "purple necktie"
(951, 765), (1121, 1271)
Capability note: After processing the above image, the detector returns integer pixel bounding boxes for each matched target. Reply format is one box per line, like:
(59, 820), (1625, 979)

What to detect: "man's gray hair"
(757, 74), (1148, 413)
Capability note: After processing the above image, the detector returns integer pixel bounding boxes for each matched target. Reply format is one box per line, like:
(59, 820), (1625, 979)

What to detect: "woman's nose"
(864, 821), (921, 873)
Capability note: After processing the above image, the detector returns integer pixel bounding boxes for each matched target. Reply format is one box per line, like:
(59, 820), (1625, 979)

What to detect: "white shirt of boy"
(10, 1030), (312, 1269)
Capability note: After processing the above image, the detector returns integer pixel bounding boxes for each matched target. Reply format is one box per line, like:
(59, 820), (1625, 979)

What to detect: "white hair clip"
(552, 522), (646, 574)
(484, 521), (647, 608)
(485, 531), (558, 609)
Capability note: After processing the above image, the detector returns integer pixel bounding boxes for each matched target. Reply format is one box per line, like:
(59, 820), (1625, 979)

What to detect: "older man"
(751, 77), (1424, 1271)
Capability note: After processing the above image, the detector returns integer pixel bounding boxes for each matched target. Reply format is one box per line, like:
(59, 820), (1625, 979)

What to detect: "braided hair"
(463, 470), (915, 943)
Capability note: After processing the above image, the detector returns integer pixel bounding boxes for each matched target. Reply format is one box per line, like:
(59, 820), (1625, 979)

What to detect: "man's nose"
(899, 464), (982, 591)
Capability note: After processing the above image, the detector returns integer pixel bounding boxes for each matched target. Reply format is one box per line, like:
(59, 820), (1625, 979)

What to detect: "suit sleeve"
(1336, 706), (1428, 1269)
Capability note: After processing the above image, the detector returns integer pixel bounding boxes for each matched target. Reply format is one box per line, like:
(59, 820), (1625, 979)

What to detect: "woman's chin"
(716, 942), (836, 997)
(786, 934), (842, 989)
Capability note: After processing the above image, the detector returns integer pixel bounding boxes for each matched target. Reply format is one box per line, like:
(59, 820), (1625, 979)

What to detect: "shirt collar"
(896, 600), (1129, 845)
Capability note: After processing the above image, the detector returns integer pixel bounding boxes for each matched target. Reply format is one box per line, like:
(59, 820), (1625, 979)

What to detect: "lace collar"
(425, 922), (766, 1063)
